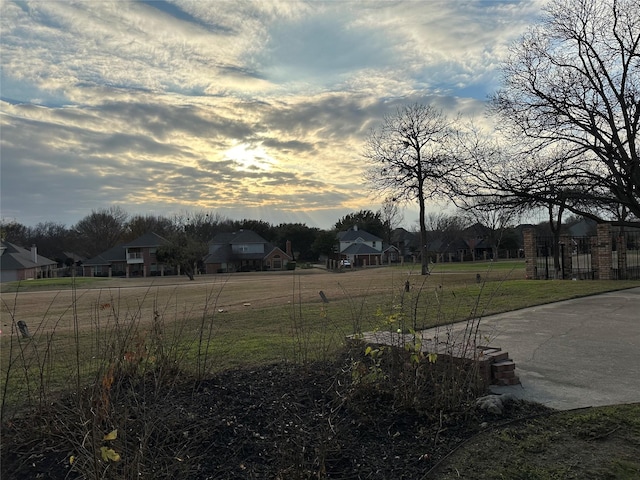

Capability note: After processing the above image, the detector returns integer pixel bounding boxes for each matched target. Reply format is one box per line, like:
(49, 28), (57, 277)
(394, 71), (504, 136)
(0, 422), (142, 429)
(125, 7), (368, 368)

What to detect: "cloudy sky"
(1, 0), (545, 230)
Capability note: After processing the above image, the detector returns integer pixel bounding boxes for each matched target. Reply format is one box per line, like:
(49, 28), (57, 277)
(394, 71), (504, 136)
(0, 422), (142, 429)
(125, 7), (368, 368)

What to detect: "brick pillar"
(595, 224), (612, 280)
(524, 228), (537, 279)
(617, 233), (627, 280)
(590, 236), (599, 279)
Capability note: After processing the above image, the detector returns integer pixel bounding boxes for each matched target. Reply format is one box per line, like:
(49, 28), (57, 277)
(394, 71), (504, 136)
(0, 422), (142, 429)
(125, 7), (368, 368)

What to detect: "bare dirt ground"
(1, 268), (416, 337)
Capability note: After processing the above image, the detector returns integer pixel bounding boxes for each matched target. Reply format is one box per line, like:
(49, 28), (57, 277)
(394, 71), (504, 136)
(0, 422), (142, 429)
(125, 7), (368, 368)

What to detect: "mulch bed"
(1, 358), (551, 479)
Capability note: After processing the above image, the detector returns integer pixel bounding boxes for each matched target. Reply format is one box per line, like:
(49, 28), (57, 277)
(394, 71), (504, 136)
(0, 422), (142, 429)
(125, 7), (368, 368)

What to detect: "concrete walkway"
(357, 287), (640, 410)
(435, 287), (640, 410)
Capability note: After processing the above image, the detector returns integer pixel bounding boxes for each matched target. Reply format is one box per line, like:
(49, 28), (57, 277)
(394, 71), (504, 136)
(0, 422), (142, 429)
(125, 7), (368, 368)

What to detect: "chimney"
(31, 244), (38, 263)
(353, 225), (358, 231)
(286, 240), (292, 258)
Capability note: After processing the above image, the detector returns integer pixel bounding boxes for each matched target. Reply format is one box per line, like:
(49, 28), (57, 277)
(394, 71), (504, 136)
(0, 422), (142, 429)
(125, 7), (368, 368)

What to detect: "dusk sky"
(1, 0), (545, 230)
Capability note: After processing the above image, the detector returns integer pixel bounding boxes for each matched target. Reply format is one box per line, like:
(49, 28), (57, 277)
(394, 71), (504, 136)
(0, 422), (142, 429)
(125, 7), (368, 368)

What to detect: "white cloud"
(0, 0), (543, 229)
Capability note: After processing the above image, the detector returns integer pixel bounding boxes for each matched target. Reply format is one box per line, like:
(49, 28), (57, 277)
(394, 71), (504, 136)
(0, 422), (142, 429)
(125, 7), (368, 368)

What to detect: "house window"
(372, 241), (376, 248)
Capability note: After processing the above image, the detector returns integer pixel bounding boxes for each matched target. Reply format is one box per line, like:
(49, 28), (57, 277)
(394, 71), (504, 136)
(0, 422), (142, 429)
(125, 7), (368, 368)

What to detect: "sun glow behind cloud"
(0, 0), (544, 229)
(223, 143), (276, 172)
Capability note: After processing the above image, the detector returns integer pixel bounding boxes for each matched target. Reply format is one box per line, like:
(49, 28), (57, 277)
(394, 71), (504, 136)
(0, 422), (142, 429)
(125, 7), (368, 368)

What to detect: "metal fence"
(534, 228), (640, 280)
(611, 229), (640, 280)
(534, 237), (562, 280)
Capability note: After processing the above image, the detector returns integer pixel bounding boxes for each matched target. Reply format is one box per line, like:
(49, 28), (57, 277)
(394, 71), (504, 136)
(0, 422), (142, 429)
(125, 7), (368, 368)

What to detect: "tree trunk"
(418, 190), (429, 275)
(184, 264), (195, 281)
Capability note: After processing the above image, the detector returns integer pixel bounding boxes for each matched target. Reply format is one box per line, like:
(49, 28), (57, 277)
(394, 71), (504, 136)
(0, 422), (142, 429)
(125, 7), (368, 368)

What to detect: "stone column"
(523, 228), (537, 279)
(617, 232), (627, 280)
(595, 224), (612, 280)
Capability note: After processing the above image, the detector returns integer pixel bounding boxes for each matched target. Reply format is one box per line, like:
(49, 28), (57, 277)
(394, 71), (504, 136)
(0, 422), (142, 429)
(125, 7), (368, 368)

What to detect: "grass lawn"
(2, 263), (638, 409)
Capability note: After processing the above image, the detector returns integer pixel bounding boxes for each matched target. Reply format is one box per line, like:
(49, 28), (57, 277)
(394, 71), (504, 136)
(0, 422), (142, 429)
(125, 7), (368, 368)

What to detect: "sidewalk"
(439, 287), (640, 410)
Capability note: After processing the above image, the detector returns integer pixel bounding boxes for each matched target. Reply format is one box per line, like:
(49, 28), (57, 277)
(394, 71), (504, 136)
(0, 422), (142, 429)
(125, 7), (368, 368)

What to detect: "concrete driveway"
(460, 287), (640, 410)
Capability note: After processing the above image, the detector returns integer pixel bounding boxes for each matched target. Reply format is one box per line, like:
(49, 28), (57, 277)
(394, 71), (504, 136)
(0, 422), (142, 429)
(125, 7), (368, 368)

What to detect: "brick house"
(0, 241), (57, 282)
(203, 229), (293, 273)
(83, 232), (175, 278)
(337, 226), (383, 267)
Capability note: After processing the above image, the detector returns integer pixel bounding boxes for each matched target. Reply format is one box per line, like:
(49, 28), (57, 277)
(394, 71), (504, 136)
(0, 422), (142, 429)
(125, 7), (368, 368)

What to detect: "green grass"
(428, 259), (526, 273)
(435, 403), (640, 479)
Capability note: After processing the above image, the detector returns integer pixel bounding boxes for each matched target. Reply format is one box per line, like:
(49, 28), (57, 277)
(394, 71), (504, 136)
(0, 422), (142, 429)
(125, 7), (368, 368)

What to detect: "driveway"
(457, 287), (640, 410)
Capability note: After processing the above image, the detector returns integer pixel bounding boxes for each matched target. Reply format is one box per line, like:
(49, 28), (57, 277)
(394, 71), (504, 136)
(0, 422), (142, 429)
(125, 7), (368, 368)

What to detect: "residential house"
(391, 227), (420, 260)
(567, 218), (597, 237)
(51, 251), (86, 277)
(337, 226), (383, 267)
(83, 232), (175, 278)
(382, 245), (401, 263)
(426, 237), (470, 263)
(0, 241), (57, 282)
(203, 229), (293, 273)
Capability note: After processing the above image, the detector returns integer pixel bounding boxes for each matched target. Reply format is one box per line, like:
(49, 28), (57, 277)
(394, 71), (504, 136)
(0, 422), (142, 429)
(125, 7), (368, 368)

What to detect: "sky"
(0, 0), (546, 231)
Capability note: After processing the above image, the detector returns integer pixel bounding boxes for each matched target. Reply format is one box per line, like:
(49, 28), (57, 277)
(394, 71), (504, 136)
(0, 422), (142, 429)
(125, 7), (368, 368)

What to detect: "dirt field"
(0, 267), (424, 337)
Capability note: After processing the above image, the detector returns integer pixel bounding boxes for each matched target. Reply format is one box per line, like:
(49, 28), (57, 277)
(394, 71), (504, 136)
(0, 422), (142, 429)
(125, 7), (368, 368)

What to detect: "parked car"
(340, 259), (351, 268)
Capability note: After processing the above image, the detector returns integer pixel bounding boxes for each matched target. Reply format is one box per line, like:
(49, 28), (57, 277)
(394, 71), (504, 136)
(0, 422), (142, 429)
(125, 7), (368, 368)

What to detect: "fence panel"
(569, 236), (595, 280)
(534, 237), (561, 279)
(612, 229), (640, 280)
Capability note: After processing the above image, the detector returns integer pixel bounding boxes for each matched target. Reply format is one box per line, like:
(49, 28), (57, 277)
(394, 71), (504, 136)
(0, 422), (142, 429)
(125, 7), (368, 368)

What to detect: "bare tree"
(124, 214), (174, 241)
(490, 0), (640, 219)
(459, 201), (521, 261)
(364, 104), (461, 275)
(73, 206), (128, 258)
(379, 197), (404, 246)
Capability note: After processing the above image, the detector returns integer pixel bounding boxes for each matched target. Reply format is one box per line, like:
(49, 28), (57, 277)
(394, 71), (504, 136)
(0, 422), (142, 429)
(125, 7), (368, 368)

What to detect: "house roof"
(83, 244), (126, 266)
(210, 229), (267, 245)
(342, 243), (381, 255)
(204, 231), (292, 265)
(426, 237), (468, 253)
(265, 246), (292, 260)
(0, 241), (57, 270)
(203, 244), (232, 264)
(567, 219), (597, 237)
(339, 229), (382, 243)
(84, 232), (170, 266)
(123, 232), (171, 248)
(392, 228), (418, 245)
(463, 223), (493, 238)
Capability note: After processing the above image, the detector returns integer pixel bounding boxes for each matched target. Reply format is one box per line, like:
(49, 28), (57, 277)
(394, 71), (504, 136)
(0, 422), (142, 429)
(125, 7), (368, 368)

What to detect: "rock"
(17, 321), (31, 338)
(476, 393), (516, 415)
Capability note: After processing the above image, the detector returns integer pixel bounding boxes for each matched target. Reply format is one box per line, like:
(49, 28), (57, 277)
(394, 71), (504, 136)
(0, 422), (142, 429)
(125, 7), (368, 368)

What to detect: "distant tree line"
(1, 201), (600, 274)
(0, 205), (405, 267)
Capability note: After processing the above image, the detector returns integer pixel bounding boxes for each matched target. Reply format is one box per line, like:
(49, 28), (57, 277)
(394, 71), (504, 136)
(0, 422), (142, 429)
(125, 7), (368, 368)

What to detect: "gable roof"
(123, 232), (171, 248)
(339, 229), (382, 243)
(204, 230), (292, 265)
(342, 243), (381, 255)
(83, 244), (126, 266)
(0, 241), (57, 270)
(210, 229), (268, 245)
(426, 237), (468, 253)
(392, 228), (418, 244)
(84, 232), (170, 266)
